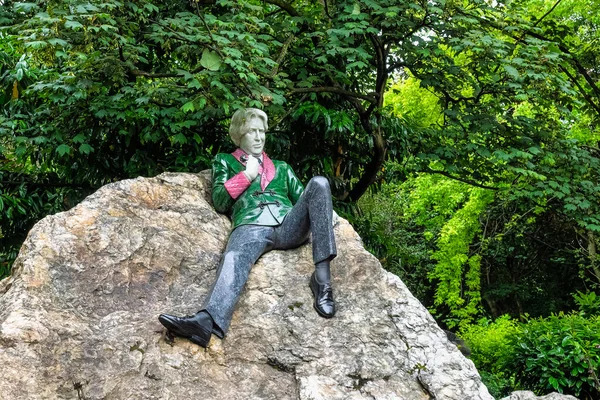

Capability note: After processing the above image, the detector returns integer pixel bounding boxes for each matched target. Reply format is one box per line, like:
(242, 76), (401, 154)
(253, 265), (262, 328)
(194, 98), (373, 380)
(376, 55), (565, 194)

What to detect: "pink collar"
(231, 149), (275, 190)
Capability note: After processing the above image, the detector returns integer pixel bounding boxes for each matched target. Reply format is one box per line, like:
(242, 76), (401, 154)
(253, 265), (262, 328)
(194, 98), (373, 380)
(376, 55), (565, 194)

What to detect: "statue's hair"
(229, 108), (268, 146)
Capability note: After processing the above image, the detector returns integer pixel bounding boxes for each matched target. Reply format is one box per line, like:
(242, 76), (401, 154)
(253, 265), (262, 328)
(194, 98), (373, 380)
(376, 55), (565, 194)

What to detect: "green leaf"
(144, 3), (159, 12)
(48, 38), (68, 47)
(78, 144), (93, 154)
(188, 79), (201, 89)
(200, 49), (221, 71)
(171, 133), (187, 144)
(95, 109), (108, 118)
(25, 41), (48, 49)
(100, 25), (118, 32)
(55, 144), (71, 157)
(65, 20), (83, 30)
(13, 3), (37, 12)
(181, 102), (195, 113)
(504, 65), (520, 79)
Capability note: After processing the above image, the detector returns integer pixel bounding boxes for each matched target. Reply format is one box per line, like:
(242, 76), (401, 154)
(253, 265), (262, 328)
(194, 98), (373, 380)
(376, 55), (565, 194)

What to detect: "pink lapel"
(231, 148), (246, 164)
(261, 152), (275, 190)
(230, 149), (275, 190)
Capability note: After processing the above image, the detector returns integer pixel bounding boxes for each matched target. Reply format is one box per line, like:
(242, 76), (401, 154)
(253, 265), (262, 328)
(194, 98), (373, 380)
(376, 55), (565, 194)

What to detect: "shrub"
(460, 315), (521, 398)
(573, 291), (600, 317)
(506, 313), (600, 399)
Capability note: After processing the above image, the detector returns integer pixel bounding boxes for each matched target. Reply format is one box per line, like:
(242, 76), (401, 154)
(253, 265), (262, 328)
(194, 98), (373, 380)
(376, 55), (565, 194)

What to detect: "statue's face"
(239, 118), (266, 157)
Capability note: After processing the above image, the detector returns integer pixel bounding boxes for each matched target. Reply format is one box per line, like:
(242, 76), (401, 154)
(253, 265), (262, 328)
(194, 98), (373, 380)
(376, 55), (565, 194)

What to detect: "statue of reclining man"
(159, 108), (337, 347)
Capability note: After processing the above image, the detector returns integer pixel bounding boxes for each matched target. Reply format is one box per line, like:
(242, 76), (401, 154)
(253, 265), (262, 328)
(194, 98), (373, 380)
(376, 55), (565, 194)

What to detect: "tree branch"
(262, 0), (299, 17)
(323, 0), (333, 19)
(559, 64), (600, 116)
(346, 101), (386, 201)
(269, 94), (308, 130)
(131, 64), (206, 79)
(533, 0), (563, 27)
(130, 70), (179, 78)
(194, 3), (255, 98)
(423, 169), (499, 190)
(369, 33), (387, 99)
(267, 34), (295, 79)
(387, 61), (407, 73)
(460, 10), (600, 114)
(290, 87), (377, 103)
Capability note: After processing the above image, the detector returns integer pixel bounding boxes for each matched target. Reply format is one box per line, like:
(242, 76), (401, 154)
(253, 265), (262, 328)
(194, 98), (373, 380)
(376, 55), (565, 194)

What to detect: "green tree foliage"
(3, 0), (597, 194)
(385, 77), (443, 128)
(476, 194), (592, 318)
(351, 176), (436, 305)
(355, 173), (495, 326)
(429, 188), (495, 328)
(375, 0), (600, 318)
(507, 0), (600, 122)
(1, 0), (599, 308)
(382, 72), (599, 324)
(355, 167), (594, 326)
(400, 175), (494, 327)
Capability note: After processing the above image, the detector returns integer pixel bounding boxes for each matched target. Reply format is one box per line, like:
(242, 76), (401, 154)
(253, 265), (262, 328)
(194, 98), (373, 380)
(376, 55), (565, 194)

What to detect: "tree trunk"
(345, 32), (391, 202)
(347, 123), (386, 202)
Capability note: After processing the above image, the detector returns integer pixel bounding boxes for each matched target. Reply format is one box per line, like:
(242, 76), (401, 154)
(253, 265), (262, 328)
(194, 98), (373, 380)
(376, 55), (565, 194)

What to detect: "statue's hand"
(243, 156), (260, 181)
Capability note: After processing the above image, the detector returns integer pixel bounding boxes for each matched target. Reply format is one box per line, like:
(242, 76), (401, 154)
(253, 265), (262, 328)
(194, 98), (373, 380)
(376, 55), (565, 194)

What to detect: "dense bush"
(460, 315), (521, 398)
(507, 313), (600, 399)
(573, 291), (600, 317)
(461, 308), (600, 399)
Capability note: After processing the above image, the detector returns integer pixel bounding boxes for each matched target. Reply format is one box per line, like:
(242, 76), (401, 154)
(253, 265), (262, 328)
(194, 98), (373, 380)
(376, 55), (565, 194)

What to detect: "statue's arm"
(212, 154), (249, 213)
(286, 164), (305, 205)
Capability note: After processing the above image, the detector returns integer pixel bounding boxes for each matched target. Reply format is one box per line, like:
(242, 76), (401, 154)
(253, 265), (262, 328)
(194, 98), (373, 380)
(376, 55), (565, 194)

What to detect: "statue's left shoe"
(310, 272), (336, 318)
(158, 311), (213, 348)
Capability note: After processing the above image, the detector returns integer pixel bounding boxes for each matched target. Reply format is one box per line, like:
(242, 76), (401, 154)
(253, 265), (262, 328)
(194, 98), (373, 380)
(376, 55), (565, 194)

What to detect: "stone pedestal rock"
(0, 172), (493, 400)
(500, 391), (579, 400)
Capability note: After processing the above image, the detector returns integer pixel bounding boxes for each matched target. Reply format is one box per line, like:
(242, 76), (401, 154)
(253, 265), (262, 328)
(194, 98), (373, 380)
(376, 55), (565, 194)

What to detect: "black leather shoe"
(158, 311), (213, 348)
(310, 272), (336, 318)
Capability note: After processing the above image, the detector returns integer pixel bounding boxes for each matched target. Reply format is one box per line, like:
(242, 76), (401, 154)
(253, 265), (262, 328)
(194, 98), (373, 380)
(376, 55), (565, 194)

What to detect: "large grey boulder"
(501, 391), (579, 400)
(0, 172), (492, 400)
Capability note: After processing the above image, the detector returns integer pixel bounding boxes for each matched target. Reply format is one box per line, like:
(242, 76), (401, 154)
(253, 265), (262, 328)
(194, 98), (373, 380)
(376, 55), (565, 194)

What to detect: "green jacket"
(212, 150), (304, 229)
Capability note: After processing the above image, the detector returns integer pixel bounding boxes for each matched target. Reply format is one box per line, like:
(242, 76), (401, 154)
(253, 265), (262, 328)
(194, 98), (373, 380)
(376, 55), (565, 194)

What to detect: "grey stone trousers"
(202, 176), (337, 338)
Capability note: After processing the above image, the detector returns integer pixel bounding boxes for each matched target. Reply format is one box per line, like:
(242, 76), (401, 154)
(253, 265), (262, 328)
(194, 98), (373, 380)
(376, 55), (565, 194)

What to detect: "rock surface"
(501, 391), (579, 400)
(0, 171), (492, 400)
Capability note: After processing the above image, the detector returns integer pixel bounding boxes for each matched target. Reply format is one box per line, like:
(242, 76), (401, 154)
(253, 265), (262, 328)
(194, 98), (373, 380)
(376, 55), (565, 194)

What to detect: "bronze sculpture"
(159, 108), (337, 347)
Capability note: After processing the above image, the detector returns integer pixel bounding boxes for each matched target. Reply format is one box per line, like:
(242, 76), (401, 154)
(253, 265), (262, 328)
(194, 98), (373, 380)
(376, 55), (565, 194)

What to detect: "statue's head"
(229, 108), (268, 157)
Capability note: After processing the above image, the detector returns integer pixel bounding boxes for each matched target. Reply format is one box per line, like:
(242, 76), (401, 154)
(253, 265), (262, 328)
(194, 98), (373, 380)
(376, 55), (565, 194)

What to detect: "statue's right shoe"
(158, 311), (213, 348)
(310, 272), (336, 318)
